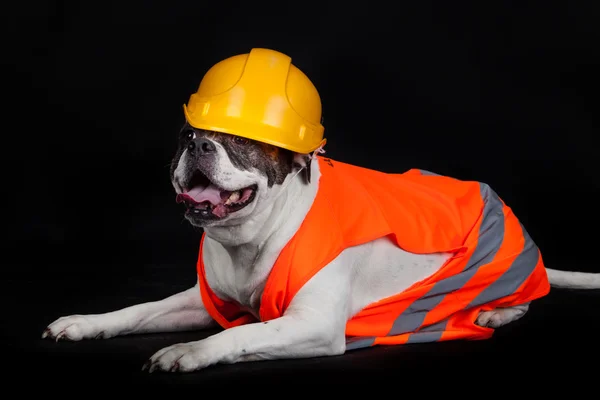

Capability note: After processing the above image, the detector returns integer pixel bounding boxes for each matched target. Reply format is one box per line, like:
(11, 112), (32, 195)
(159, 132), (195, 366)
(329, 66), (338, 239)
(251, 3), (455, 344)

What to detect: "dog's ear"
(293, 153), (312, 184)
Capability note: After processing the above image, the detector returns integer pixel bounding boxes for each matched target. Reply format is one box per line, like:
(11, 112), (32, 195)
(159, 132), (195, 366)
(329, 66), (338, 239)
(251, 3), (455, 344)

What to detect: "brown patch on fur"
(260, 143), (281, 161)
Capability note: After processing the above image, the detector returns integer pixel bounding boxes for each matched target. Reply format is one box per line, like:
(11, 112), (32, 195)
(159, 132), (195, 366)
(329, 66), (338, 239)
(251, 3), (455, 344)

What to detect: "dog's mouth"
(176, 170), (258, 219)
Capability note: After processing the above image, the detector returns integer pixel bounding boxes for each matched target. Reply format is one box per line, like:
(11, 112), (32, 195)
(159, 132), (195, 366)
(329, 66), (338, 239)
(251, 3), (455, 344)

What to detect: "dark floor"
(5, 251), (600, 388)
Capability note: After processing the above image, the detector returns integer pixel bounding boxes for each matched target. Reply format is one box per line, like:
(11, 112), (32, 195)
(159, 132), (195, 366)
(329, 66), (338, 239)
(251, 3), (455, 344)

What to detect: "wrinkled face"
(170, 123), (308, 228)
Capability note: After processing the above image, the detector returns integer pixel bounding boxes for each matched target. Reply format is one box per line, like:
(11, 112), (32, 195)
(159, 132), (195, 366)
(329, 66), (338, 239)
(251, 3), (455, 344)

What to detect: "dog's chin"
(175, 170), (258, 227)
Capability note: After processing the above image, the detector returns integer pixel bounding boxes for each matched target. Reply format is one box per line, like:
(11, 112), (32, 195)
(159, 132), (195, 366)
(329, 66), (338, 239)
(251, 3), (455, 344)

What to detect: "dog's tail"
(546, 268), (600, 290)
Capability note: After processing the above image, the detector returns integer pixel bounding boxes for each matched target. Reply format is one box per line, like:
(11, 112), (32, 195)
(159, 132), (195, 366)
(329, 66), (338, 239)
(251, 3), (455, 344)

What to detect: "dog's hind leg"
(475, 303), (530, 328)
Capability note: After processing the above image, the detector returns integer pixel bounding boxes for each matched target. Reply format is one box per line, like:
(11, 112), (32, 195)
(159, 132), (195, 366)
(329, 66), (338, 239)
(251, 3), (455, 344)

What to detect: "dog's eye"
(233, 136), (249, 145)
(186, 131), (196, 140)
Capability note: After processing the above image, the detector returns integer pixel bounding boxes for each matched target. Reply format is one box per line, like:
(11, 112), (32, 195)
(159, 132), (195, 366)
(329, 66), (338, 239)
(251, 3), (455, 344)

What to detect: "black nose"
(188, 138), (216, 155)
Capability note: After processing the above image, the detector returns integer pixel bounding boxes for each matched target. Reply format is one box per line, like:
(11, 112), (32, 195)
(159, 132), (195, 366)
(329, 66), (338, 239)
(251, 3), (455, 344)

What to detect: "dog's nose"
(188, 138), (216, 155)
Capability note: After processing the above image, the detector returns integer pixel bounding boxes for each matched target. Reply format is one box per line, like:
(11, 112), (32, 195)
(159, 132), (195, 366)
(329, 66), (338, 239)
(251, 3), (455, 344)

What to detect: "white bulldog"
(42, 124), (600, 373)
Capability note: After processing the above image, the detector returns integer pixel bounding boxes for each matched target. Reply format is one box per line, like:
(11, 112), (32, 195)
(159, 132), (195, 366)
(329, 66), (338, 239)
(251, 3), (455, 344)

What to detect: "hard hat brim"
(183, 104), (326, 155)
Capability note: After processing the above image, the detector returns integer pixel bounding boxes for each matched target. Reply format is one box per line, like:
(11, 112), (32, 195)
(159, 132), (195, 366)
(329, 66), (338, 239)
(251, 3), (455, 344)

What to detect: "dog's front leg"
(144, 260), (351, 373)
(42, 283), (215, 341)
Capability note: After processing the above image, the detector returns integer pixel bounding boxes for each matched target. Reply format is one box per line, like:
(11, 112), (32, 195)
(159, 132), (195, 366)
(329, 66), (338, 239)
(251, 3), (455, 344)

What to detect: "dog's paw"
(42, 315), (107, 341)
(476, 305), (528, 329)
(142, 341), (217, 373)
(476, 310), (507, 328)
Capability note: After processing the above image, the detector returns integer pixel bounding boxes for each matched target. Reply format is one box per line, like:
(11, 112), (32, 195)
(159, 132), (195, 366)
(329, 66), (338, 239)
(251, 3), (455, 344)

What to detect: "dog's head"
(170, 123), (312, 228)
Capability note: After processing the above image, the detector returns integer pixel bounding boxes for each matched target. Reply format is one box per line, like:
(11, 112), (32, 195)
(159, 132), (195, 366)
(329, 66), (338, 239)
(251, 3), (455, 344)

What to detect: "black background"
(3, 0), (599, 388)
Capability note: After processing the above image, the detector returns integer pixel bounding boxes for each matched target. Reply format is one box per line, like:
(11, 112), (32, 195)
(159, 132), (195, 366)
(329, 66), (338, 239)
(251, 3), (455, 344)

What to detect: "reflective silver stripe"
(418, 169), (440, 176)
(406, 319), (449, 344)
(387, 183), (505, 337)
(346, 318), (451, 349)
(467, 223), (540, 308)
(344, 182), (534, 348)
(345, 337), (375, 351)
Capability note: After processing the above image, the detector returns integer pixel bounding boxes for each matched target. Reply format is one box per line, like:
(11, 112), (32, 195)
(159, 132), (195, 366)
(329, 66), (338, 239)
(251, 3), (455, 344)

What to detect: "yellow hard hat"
(183, 48), (326, 154)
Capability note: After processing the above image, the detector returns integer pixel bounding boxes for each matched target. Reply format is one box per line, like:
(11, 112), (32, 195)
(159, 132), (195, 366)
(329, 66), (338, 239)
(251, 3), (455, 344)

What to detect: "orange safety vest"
(197, 156), (550, 350)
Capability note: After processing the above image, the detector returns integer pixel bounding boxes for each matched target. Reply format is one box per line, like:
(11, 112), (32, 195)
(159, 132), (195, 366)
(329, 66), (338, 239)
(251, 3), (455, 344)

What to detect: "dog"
(42, 123), (600, 373)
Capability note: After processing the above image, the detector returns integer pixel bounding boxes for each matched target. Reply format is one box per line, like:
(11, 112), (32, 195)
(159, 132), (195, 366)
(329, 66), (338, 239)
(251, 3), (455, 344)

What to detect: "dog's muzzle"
(176, 169), (257, 218)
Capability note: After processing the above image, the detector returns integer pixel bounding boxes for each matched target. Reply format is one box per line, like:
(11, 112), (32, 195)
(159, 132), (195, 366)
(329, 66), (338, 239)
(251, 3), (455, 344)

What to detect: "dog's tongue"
(178, 184), (230, 205)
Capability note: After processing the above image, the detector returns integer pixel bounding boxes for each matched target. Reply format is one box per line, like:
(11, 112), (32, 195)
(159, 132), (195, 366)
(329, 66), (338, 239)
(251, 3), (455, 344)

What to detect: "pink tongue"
(185, 184), (229, 205)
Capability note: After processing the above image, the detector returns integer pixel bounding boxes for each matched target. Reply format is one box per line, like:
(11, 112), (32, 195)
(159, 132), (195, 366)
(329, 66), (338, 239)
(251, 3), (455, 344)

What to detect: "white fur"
(476, 303), (530, 328)
(545, 269), (600, 290)
(172, 141), (295, 230)
(43, 148), (600, 373)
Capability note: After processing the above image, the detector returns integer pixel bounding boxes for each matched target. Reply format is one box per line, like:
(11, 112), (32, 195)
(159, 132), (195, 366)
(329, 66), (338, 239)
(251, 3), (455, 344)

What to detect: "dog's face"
(170, 123), (310, 228)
